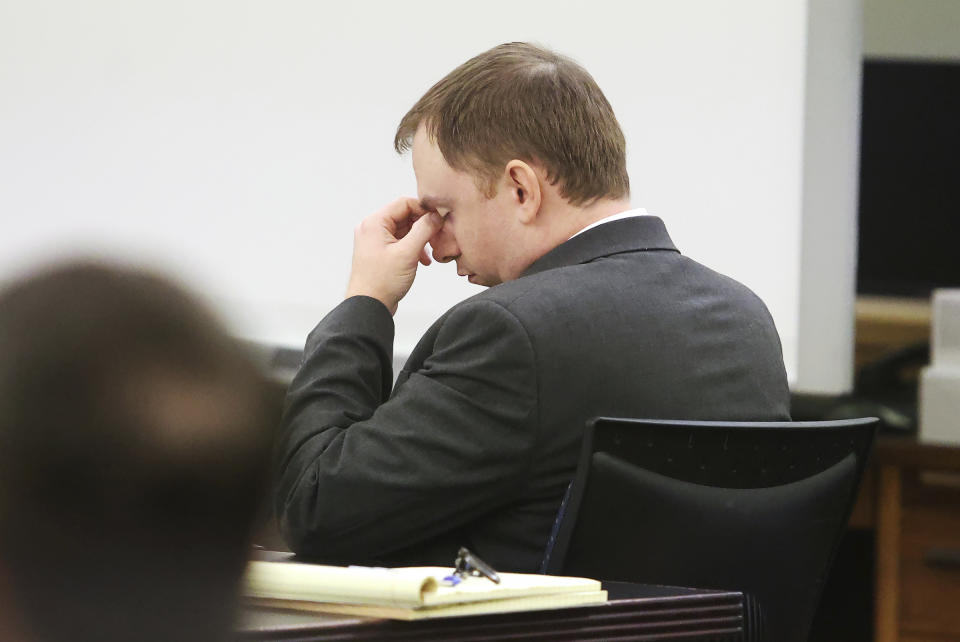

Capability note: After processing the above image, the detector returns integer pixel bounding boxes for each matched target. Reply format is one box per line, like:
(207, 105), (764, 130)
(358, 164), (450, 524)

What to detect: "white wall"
(0, 1), (863, 392)
(795, 0), (862, 393)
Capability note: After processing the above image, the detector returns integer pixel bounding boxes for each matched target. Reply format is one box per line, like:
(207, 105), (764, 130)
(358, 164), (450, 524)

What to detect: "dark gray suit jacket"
(275, 216), (790, 571)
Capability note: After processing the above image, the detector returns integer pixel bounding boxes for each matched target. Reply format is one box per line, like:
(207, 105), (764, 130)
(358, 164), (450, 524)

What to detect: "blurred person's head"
(0, 262), (273, 642)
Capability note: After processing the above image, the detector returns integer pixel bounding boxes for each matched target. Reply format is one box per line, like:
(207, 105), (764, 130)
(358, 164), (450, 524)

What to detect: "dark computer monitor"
(857, 59), (960, 297)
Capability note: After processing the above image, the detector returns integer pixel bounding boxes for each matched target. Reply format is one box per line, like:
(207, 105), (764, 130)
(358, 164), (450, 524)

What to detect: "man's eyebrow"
(419, 196), (453, 213)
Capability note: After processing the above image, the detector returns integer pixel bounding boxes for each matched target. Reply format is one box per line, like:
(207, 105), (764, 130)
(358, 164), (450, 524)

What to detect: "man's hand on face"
(345, 198), (444, 315)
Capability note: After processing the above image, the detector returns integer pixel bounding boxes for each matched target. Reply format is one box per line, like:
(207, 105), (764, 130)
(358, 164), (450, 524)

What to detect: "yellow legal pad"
(243, 561), (607, 620)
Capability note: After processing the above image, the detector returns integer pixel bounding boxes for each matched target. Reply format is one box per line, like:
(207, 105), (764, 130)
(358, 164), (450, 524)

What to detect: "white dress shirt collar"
(567, 207), (649, 241)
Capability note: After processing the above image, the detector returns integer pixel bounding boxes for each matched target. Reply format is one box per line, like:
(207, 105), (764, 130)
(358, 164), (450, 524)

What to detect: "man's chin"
(466, 274), (501, 287)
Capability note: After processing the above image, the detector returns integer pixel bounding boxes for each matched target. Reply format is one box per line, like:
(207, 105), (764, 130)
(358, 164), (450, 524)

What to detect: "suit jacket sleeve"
(274, 295), (539, 560)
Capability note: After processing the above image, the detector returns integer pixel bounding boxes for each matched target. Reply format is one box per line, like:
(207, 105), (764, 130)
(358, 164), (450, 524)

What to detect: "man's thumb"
(400, 212), (443, 253)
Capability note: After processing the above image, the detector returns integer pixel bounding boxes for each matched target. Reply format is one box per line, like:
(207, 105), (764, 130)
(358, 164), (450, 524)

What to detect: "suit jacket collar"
(522, 215), (679, 278)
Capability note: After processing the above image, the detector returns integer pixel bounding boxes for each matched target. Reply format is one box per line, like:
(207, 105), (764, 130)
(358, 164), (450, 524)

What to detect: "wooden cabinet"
(900, 472), (960, 639)
(850, 296), (960, 641)
(869, 440), (960, 642)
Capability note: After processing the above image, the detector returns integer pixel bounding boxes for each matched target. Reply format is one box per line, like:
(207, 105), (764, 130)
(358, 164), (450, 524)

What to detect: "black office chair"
(541, 416), (878, 642)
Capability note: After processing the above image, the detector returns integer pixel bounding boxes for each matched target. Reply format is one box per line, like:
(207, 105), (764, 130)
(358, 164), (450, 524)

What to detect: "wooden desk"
(237, 583), (744, 641)
(850, 435), (960, 642)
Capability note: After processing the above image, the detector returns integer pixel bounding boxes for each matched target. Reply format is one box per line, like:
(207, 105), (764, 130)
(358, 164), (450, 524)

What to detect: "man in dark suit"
(275, 42), (790, 572)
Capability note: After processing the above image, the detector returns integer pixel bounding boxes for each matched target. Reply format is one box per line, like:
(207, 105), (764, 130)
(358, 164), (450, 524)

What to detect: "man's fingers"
(384, 196), (423, 217)
(397, 212), (443, 257)
(373, 197), (428, 240)
(346, 199), (440, 315)
(406, 197), (427, 217)
(379, 197), (424, 227)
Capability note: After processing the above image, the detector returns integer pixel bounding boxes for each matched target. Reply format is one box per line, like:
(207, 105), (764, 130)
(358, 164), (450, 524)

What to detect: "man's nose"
(430, 227), (459, 263)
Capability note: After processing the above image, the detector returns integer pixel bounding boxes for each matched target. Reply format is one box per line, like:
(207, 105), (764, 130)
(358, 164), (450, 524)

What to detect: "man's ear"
(504, 160), (542, 224)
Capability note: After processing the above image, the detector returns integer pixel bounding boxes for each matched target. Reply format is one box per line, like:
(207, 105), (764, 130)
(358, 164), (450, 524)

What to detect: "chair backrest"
(541, 416), (878, 642)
